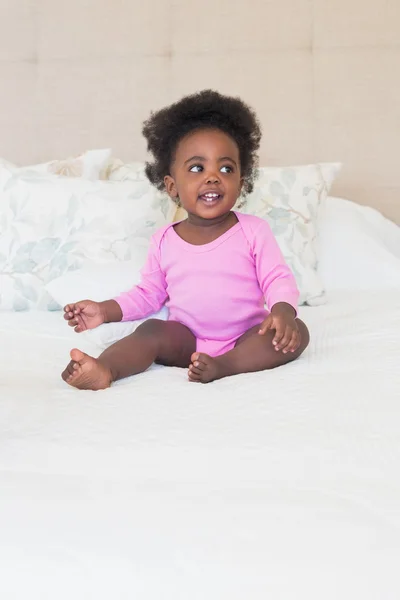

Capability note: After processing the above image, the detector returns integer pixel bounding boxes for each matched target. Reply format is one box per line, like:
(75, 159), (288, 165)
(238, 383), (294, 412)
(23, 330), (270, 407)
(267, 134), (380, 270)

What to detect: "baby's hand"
(258, 302), (300, 354)
(63, 300), (106, 333)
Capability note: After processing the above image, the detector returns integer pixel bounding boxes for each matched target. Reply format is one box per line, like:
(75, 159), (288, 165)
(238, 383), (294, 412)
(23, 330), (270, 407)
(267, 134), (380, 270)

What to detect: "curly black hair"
(142, 89), (262, 198)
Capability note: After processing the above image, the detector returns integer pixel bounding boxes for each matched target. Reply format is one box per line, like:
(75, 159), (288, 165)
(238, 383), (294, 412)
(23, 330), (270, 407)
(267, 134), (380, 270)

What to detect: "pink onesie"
(114, 212), (299, 357)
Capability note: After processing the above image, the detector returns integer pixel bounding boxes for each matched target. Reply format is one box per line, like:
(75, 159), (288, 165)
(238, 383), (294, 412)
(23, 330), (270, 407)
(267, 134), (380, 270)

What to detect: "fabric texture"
(0, 290), (399, 599)
(0, 168), (173, 311)
(114, 213), (299, 344)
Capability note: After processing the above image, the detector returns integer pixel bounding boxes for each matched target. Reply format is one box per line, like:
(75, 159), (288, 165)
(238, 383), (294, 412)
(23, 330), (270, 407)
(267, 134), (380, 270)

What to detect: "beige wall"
(1, 0), (399, 223)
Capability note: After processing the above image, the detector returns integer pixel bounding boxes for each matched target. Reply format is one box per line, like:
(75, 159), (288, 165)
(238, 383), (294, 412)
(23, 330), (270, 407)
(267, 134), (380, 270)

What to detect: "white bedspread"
(1, 291), (399, 599)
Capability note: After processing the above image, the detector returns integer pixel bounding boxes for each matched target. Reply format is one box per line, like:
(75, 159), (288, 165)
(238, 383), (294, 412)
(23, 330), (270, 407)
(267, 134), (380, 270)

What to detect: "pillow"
(0, 168), (174, 311)
(0, 148), (112, 180)
(240, 163), (341, 305)
(318, 197), (400, 291)
(100, 158), (173, 218)
(45, 259), (168, 349)
(100, 158), (146, 182)
(169, 162), (341, 306)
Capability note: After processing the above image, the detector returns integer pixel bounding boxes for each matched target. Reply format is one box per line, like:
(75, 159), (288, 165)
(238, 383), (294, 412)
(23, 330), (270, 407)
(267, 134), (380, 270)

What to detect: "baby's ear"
(164, 175), (178, 199)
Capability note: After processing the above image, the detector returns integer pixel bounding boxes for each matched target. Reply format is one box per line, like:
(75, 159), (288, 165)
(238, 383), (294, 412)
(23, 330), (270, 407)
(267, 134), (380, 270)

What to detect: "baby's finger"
(277, 326), (292, 352)
(74, 315), (87, 333)
(258, 316), (272, 335)
(73, 300), (90, 315)
(288, 331), (300, 353)
(292, 330), (301, 351)
(283, 330), (298, 354)
(67, 318), (78, 327)
(272, 323), (285, 348)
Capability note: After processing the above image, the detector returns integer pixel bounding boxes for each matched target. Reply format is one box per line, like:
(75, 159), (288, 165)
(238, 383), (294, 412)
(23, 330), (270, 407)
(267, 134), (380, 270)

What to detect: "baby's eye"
(221, 165), (233, 173)
(189, 164), (203, 173)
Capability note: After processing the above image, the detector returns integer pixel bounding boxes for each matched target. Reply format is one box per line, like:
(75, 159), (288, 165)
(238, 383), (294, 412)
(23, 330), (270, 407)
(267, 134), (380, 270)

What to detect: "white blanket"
(1, 291), (399, 599)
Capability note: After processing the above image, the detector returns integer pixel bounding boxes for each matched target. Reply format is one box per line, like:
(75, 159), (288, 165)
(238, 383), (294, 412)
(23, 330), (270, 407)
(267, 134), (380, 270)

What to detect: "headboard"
(1, 0), (399, 223)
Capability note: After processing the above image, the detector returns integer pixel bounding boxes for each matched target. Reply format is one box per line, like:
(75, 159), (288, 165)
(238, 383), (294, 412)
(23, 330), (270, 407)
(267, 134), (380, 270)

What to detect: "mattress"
(1, 290), (399, 599)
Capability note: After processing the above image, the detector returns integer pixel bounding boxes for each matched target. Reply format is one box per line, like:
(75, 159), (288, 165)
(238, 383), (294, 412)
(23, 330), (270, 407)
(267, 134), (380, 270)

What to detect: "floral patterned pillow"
(0, 148), (111, 180)
(241, 163), (341, 305)
(0, 168), (173, 311)
(171, 163), (341, 306)
(100, 158), (146, 182)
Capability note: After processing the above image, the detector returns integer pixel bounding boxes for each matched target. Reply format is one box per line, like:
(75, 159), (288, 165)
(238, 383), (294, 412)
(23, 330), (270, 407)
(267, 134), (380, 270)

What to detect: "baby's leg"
(61, 319), (196, 390)
(189, 319), (310, 383)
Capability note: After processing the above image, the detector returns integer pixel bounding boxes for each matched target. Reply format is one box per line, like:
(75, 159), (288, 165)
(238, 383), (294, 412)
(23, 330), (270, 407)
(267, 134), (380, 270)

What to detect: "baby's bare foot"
(61, 349), (112, 390)
(188, 352), (232, 383)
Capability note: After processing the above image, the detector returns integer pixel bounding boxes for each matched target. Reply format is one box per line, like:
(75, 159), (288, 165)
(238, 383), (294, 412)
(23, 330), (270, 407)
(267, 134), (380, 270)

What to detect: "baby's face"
(165, 128), (243, 221)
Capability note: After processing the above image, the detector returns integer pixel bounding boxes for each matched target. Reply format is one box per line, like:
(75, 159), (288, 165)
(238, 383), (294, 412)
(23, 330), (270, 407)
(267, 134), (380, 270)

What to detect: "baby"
(62, 90), (309, 390)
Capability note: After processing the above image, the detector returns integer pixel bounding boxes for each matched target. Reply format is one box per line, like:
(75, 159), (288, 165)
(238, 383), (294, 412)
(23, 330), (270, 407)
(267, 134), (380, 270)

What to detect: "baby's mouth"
(198, 192), (223, 204)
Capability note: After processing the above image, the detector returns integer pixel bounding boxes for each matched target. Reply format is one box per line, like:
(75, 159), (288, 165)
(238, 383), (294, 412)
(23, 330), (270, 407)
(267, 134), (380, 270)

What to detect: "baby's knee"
(135, 318), (167, 338)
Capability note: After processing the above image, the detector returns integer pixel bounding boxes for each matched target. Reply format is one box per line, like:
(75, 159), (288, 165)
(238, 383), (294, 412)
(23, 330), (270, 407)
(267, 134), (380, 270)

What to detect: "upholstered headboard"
(1, 0), (399, 223)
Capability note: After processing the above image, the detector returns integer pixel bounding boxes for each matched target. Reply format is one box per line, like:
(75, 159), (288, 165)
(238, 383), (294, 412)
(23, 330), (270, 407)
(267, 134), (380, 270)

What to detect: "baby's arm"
(113, 237), (168, 321)
(253, 220), (299, 313)
(252, 220), (301, 352)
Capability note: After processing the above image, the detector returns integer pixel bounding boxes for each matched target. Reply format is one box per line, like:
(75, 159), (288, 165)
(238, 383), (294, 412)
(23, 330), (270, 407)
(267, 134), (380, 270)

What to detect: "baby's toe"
(62, 361), (74, 381)
(190, 352), (201, 365)
(70, 348), (86, 363)
(189, 365), (203, 377)
(191, 360), (205, 371)
(188, 370), (201, 382)
(68, 365), (80, 381)
(193, 353), (210, 367)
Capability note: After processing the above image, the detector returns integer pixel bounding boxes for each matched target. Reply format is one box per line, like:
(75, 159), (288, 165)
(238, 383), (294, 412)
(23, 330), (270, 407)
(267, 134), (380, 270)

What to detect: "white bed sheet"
(1, 291), (399, 600)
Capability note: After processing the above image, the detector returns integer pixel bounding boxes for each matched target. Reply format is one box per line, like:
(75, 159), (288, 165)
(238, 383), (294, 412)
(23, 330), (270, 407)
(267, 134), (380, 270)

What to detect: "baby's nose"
(206, 172), (220, 183)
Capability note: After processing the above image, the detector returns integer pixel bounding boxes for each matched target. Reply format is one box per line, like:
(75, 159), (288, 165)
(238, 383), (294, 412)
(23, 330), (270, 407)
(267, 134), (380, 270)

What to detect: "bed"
(1, 289), (400, 599)
(1, 159), (399, 598)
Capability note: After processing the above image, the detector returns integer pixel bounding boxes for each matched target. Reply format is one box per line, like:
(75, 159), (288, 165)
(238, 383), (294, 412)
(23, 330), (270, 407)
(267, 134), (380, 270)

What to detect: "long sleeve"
(113, 237), (168, 322)
(252, 219), (299, 313)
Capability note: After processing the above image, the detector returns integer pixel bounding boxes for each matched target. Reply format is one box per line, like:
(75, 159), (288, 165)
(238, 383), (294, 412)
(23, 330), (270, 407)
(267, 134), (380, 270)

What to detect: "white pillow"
(0, 148), (111, 180)
(0, 168), (174, 311)
(318, 197), (400, 291)
(45, 259), (168, 349)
